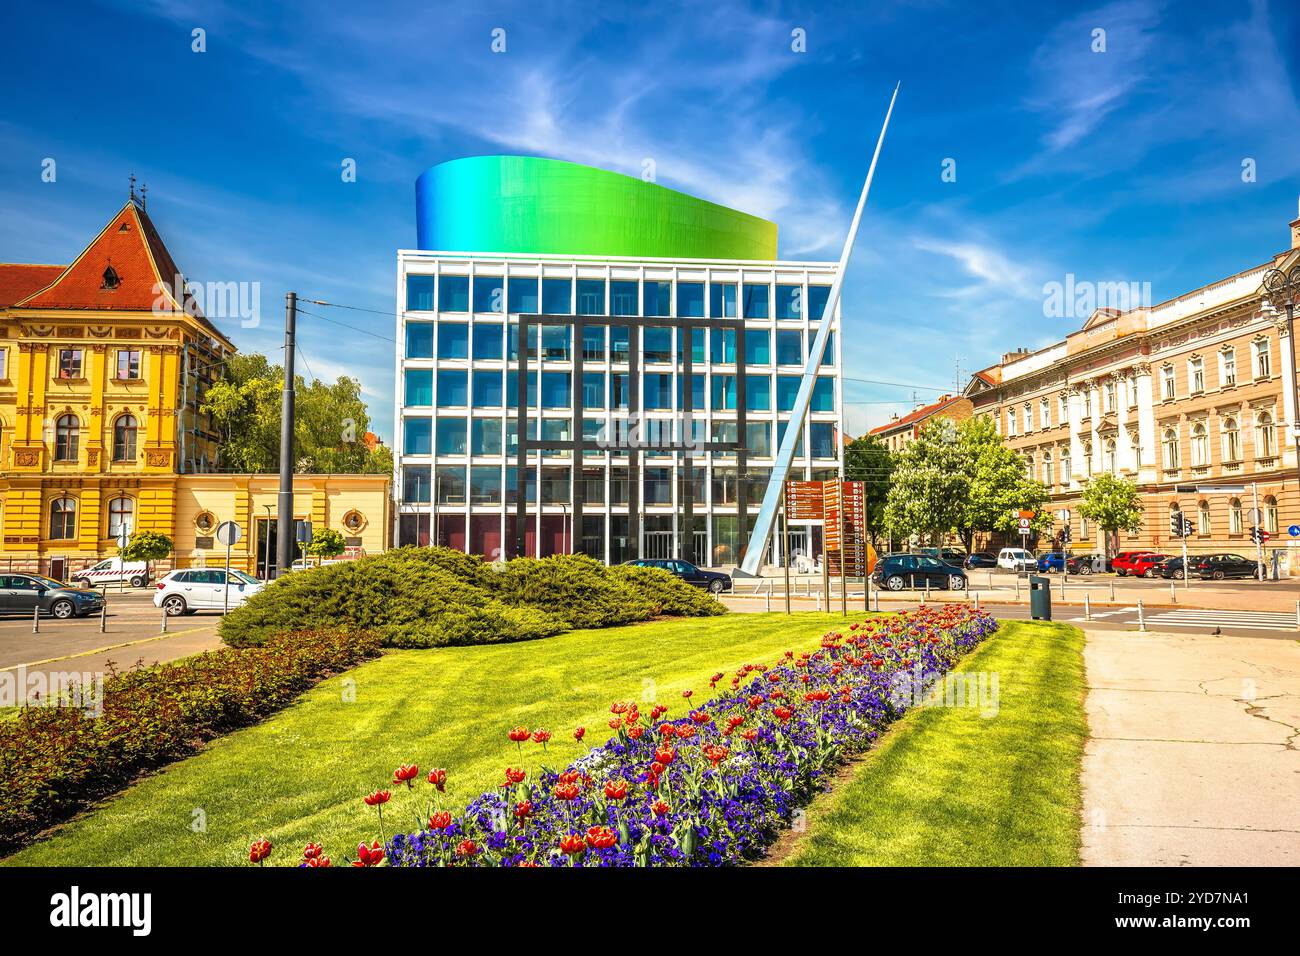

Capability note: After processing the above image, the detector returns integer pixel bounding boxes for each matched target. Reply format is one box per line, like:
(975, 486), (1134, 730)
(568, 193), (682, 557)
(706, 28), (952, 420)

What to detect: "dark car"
(919, 547), (968, 565)
(1158, 556), (1187, 580)
(625, 559), (732, 593)
(1190, 553), (1260, 581)
(964, 552), (997, 570)
(1035, 552), (1095, 574)
(871, 554), (967, 592)
(0, 573), (106, 619)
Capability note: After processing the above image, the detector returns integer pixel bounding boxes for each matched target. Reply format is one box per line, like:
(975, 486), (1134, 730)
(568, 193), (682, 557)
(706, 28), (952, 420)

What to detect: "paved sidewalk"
(1081, 628), (1300, 866)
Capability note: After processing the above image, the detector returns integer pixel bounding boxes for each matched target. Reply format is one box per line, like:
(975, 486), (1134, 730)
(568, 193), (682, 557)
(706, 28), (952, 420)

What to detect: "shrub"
(0, 629), (379, 854)
(607, 564), (728, 618)
(489, 554), (659, 629)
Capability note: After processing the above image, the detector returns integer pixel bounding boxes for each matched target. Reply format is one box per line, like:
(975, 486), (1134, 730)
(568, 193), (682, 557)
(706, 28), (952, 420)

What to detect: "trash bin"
(1029, 574), (1052, 621)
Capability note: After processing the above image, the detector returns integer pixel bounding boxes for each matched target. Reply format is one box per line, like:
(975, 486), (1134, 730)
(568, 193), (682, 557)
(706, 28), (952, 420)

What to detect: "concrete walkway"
(1081, 628), (1300, 865)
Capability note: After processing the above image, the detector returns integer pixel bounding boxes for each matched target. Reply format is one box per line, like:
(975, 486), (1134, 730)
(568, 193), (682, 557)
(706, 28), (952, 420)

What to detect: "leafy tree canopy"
(842, 433), (893, 547)
(1078, 472), (1143, 549)
(119, 530), (174, 563)
(304, 527), (346, 558)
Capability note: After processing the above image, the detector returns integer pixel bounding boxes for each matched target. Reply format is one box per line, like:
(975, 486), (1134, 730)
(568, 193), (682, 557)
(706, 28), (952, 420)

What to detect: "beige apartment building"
(869, 394), (973, 452)
(966, 206), (1300, 569)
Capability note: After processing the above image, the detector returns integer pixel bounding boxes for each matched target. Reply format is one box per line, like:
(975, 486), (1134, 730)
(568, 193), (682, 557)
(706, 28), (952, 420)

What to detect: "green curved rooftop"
(415, 155), (777, 260)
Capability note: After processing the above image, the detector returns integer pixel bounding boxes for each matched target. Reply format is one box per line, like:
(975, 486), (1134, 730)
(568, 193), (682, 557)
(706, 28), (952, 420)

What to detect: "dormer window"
(102, 266), (120, 290)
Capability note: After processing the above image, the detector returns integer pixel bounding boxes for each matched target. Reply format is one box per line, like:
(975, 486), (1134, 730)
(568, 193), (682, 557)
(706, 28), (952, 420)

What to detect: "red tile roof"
(869, 395), (962, 436)
(0, 263), (65, 307)
(16, 201), (202, 317)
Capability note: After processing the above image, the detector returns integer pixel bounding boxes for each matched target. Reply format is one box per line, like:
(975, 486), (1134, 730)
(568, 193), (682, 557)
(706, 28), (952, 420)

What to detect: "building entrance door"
(645, 531), (674, 560)
(256, 519), (279, 580)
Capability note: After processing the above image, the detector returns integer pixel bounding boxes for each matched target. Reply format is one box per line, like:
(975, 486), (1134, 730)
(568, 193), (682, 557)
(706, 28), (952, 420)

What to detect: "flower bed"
(278, 605), (995, 868)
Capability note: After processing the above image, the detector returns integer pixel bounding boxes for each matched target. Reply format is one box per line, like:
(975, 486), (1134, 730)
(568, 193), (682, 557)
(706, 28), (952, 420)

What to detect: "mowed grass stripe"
(6, 612), (859, 867)
(783, 621), (1086, 867)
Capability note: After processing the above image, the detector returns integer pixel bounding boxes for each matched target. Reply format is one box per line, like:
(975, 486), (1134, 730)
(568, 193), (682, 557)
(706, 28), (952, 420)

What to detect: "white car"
(154, 568), (264, 615)
(996, 548), (1036, 572)
(71, 558), (151, 589)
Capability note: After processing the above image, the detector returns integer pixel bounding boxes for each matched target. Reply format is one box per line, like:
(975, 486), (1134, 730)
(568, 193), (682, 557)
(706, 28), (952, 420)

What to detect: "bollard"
(1109, 581), (1115, 602)
(817, 592), (822, 612)
(161, 606), (169, 634)
(764, 592), (771, 613)
(1015, 576), (1021, 600)
(1295, 599), (1299, 633)
(1084, 593), (1091, 621)
(33, 604), (40, 633)
(1170, 582), (1176, 604)
(1137, 599), (1146, 632)
(924, 578), (931, 602)
(1060, 573), (1065, 600)
(100, 601), (107, 633)
(974, 591), (980, 611)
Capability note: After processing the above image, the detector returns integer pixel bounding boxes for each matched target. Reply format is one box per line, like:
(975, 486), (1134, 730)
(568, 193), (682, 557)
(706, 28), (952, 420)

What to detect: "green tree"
(843, 433), (894, 549)
(304, 527), (346, 559)
(1078, 472), (1143, 557)
(119, 531), (174, 579)
(202, 354), (390, 475)
(884, 417), (1050, 553)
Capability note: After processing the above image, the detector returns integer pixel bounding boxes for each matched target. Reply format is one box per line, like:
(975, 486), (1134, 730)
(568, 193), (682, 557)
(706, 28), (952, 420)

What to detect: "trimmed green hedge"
(0, 629), (379, 854)
(220, 547), (725, 649)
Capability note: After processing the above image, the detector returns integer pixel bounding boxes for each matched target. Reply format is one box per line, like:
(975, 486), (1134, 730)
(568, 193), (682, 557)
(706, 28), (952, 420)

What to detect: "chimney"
(1291, 196), (1300, 250)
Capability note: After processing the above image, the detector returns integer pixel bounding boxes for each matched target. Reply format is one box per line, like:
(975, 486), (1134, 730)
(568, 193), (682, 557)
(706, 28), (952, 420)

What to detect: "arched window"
(1104, 438), (1117, 473)
(1264, 495), (1278, 534)
(1229, 497), (1243, 535)
(1190, 422), (1209, 466)
(1042, 451), (1054, 487)
(107, 497), (134, 539)
(1024, 453), (1034, 479)
(49, 497), (77, 540)
(1198, 500), (1211, 536)
(1162, 427), (1180, 471)
(1223, 416), (1241, 462)
(55, 414), (79, 461)
(1060, 447), (1071, 484)
(1256, 411), (1276, 458)
(1083, 441), (1094, 477)
(112, 414), (138, 462)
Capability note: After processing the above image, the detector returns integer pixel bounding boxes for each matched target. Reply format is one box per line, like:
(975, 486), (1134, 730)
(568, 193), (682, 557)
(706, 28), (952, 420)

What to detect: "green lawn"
(6, 612), (858, 866)
(782, 620), (1086, 866)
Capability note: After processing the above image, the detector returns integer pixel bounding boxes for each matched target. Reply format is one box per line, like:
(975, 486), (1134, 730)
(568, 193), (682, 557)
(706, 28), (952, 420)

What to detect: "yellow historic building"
(1, 195), (390, 578)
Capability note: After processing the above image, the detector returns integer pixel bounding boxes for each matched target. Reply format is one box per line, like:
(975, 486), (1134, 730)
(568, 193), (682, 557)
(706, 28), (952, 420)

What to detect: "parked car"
(1035, 551), (1095, 574)
(1158, 556), (1187, 580)
(964, 552), (998, 570)
(1190, 553), (1260, 581)
(623, 559), (732, 593)
(871, 554), (967, 592)
(996, 548), (1035, 572)
(918, 547), (967, 565)
(154, 568), (265, 615)
(70, 557), (151, 589)
(0, 573), (106, 619)
(1111, 551), (1158, 577)
(1129, 553), (1170, 578)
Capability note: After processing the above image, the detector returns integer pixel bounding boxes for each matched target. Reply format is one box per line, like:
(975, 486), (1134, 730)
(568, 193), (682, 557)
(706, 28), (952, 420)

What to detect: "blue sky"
(2, 0), (1298, 440)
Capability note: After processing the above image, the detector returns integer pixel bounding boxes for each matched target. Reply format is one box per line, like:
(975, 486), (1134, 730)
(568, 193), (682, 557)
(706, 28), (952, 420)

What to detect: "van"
(996, 548), (1035, 572)
(70, 558), (151, 588)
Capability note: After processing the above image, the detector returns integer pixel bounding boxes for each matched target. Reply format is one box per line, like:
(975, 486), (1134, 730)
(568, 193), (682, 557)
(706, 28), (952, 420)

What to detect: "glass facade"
(397, 255), (842, 566)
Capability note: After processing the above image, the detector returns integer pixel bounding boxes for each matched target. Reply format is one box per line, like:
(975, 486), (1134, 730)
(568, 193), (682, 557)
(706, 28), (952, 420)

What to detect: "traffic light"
(1170, 511), (1185, 538)
(1060, 525), (1072, 544)
(1249, 526), (1263, 544)
(1182, 517), (1194, 538)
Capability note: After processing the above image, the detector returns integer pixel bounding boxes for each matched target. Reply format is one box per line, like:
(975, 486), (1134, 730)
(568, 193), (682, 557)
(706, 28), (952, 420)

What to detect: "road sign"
(824, 481), (869, 579)
(115, 528), (130, 549)
(1018, 516), (1032, 536)
(1289, 524), (1300, 538)
(295, 520), (313, 545)
(1248, 508), (1263, 525)
(784, 481), (824, 521)
(215, 521), (241, 547)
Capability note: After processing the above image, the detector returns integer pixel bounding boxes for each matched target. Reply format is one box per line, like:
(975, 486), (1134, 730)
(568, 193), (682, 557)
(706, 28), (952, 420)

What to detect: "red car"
(1111, 551), (1158, 577)
(1128, 553), (1170, 578)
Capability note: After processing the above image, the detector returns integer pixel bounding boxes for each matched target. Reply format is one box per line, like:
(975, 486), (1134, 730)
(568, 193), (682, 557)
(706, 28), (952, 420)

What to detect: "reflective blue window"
(472, 418), (502, 456)
(610, 281), (638, 316)
(506, 324), (538, 361)
(809, 422), (836, 458)
(709, 283), (737, 318)
(644, 327), (672, 363)
(710, 328), (736, 364)
(746, 422), (771, 457)
(643, 281), (672, 317)
(777, 421), (805, 457)
(406, 275), (435, 312)
(745, 376), (771, 412)
(473, 323), (503, 360)
(403, 417), (432, 455)
(541, 372), (571, 409)
(677, 373), (705, 409)
(820, 331), (835, 366)
(775, 284), (802, 320)
(743, 283), (770, 319)
(472, 371), (503, 407)
(611, 374), (630, 409)
(436, 417), (467, 456)
(644, 373), (673, 410)
(436, 369), (468, 407)
(611, 327), (630, 362)
(473, 276), (504, 313)
(402, 466), (431, 503)
(438, 275), (469, 312)
(576, 279), (606, 315)
(542, 278), (572, 315)
(404, 369), (433, 406)
(776, 375), (801, 411)
(582, 372), (606, 408)
(505, 374), (538, 408)
(438, 322), (469, 359)
(807, 285), (831, 321)
(582, 326), (606, 361)
(744, 330), (770, 365)
(812, 377), (835, 412)
(508, 277), (539, 314)
(405, 323), (433, 359)
(712, 375), (736, 410)
(776, 330), (802, 366)
(678, 282), (704, 318)
(540, 325), (569, 361)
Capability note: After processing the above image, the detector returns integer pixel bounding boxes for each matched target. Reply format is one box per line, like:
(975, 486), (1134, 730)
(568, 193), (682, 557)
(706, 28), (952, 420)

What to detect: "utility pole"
(276, 292), (298, 576)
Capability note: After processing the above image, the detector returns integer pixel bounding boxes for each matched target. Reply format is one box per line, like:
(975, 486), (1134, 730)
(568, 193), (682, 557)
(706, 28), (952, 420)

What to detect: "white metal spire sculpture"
(739, 83), (899, 576)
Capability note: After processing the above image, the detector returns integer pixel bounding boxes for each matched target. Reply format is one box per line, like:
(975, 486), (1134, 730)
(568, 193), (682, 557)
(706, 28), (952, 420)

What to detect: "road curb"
(1, 625), (219, 672)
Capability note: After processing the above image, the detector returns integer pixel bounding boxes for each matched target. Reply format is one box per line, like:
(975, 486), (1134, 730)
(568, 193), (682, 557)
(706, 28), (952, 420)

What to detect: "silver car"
(0, 573), (106, 619)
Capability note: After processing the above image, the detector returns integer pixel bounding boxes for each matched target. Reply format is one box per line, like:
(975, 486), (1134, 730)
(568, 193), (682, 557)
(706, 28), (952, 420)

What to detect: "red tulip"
(742, 728), (759, 741)
(689, 710), (711, 724)
(652, 800), (671, 817)
(456, 839), (479, 858)
(603, 779), (628, 801)
(514, 800), (533, 820)
(302, 842), (323, 860)
(559, 833), (587, 856)
(532, 728), (552, 744)
(428, 811), (452, 830)
(681, 690), (694, 700)
(363, 789), (391, 806)
(773, 706), (793, 722)
(248, 838), (272, 864)
(628, 725), (645, 740)
(554, 782), (580, 801)
(654, 746), (676, 765)
(585, 826), (617, 849)
(427, 768), (447, 791)
(508, 726), (530, 743)
(352, 840), (384, 867)
(304, 855), (332, 867)
(393, 763), (419, 786)
(573, 726), (586, 741)
(503, 767), (526, 786)
(703, 744), (730, 767)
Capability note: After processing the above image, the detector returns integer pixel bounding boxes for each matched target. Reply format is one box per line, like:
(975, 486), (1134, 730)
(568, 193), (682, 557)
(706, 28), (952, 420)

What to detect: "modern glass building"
(395, 156), (843, 567)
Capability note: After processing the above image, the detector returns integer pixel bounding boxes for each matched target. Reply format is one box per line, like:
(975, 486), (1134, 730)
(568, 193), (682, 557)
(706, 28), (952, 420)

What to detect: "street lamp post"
(1264, 265), (1300, 568)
